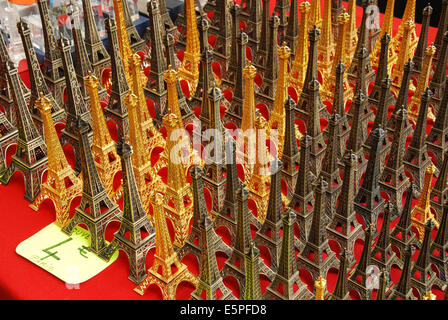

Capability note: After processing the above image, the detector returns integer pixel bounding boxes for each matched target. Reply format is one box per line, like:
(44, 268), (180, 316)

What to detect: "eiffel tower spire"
(264, 208), (311, 300)
(430, 150), (448, 225)
(243, 241), (262, 300)
(430, 201), (448, 281)
(247, 0), (262, 50)
(224, 2), (241, 84)
(345, 0), (357, 62)
(387, 245), (415, 300)
(412, 4), (432, 74)
(376, 269), (387, 300)
(103, 18), (130, 139)
(99, 138), (155, 283)
(29, 93), (82, 228)
(370, 0), (395, 68)
(81, 0), (110, 76)
(211, 0), (232, 70)
(36, 0), (65, 107)
(317, 0), (335, 82)
(134, 192), (198, 299)
(390, 0), (418, 58)
(434, 0), (448, 61)
(285, 0), (299, 53)
(274, 0), (289, 37)
(0, 61), (48, 203)
(114, 0), (145, 53)
(253, 0), (270, 70)
(429, 32), (448, 118)
(403, 88), (432, 192)
(348, 225), (374, 300)
(309, 0), (322, 30)
(329, 250), (350, 300)
(17, 18), (66, 135)
(62, 117), (122, 255)
(0, 101), (17, 170)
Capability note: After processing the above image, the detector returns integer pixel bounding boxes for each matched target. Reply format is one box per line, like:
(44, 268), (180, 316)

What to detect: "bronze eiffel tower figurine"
(430, 150), (448, 225)
(246, 0), (262, 52)
(429, 32), (448, 118)
(252, 0), (271, 72)
(209, 0), (232, 78)
(284, 0), (299, 53)
(328, 250), (350, 300)
(0, 99), (17, 171)
(243, 241), (263, 300)
(386, 245), (416, 300)
(411, 4), (432, 75)
(430, 201), (448, 281)
(434, 0), (448, 62)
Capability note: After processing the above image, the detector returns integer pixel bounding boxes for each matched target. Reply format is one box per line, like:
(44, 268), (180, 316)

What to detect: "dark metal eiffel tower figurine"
(82, 0), (110, 77)
(210, 0), (232, 76)
(403, 88), (432, 192)
(190, 214), (236, 300)
(246, 0), (262, 51)
(221, 185), (256, 294)
(117, 0), (146, 53)
(434, 0), (448, 62)
(347, 224), (374, 300)
(62, 116), (122, 254)
(145, 0), (167, 120)
(376, 268), (387, 300)
(327, 150), (364, 267)
(380, 106), (411, 216)
(243, 241), (263, 300)
(368, 34), (394, 110)
(58, 36), (93, 176)
(99, 138), (155, 283)
(222, 3), (242, 85)
(430, 151), (448, 226)
(410, 221), (437, 298)
(252, 0), (270, 71)
(274, 0), (289, 39)
(281, 98), (300, 199)
(0, 61), (47, 203)
(386, 245), (415, 300)
(427, 79), (448, 171)
(177, 166), (232, 263)
(320, 113), (343, 220)
(429, 32), (448, 116)
(290, 134), (315, 248)
(328, 250), (350, 300)
(412, 4), (432, 75)
(0, 102), (17, 170)
(354, 127), (385, 233)
(17, 19), (66, 136)
(103, 18), (130, 139)
(284, 0), (299, 53)
(254, 159), (284, 274)
(0, 28), (29, 125)
(36, 0), (66, 107)
(296, 26), (329, 124)
(263, 208), (312, 300)
(371, 202), (398, 276)
(430, 201), (448, 281)
(297, 178), (339, 283)
(258, 16), (279, 102)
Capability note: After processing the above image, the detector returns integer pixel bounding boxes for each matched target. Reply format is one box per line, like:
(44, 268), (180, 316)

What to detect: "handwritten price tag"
(16, 223), (118, 285)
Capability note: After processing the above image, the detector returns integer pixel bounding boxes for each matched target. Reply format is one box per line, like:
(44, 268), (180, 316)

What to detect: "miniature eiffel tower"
(134, 192), (198, 299)
(221, 186), (257, 293)
(246, 0), (262, 51)
(274, 0), (289, 38)
(0, 61), (48, 203)
(371, 202), (398, 276)
(430, 151), (448, 223)
(99, 138), (155, 283)
(36, 0), (66, 107)
(429, 32), (448, 120)
(113, 0), (146, 53)
(411, 4), (432, 76)
(390, 0), (418, 59)
(268, 42), (290, 158)
(376, 268), (387, 300)
(390, 21), (416, 97)
(85, 73), (121, 201)
(308, 0), (322, 31)
(403, 89), (432, 192)
(191, 34), (214, 110)
(410, 221), (437, 298)
(62, 117), (122, 255)
(290, 134), (315, 248)
(434, 0), (448, 62)
(326, 151), (364, 268)
(281, 98), (300, 199)
(411, 165), (440, 241)
(222, 3), (242, 85)
(370, 0), (394, 69)
(29, 93), (82, 228)
(297, 178), (339, 283)
(386, 245), (415, 300)
(317, 0), (335, 83)
(0, 102), (17, 170)
(284, 0), (299, 53)
(252, 0), (270, 72)
(17, 19), (66, 136)
(379, 107), (411, 216)
(263, 208), (311, 300)
(113, 0), (135, 83)
(430, 201), (448, 281)
(58, 36), (93, 176)
(243, 241), (263, 300)
(190, 212), (236, 300)
(82, 0), (110, 78)
(347, 225), (374, 300)
(328, 250), (350, 300)
(177, 166), (231, 262)
(344, 0), (358, 65)
(288, 1), (310, 97)
(354, 127), (385, 233)
(210, 0), (232, 75)
(178, 0), (201, 97)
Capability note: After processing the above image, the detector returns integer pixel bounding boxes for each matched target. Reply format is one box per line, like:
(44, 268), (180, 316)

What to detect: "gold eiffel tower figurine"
(408, 45), (436, 123)
(178, 0), (201, 97)
(345, 0), (358, 63)
(289, 1), (311, 97)
(390, 0), (418, 56)
(85, 72), (122, 202)
(370, 0), (395, 70)
(29, 93), (83, 228)
(113, 0), (133, 83)
(134, 192), (198, 299)
(269, 42), (291, 159)
(126, 93), (164, 213)
(317, 0), (335, 83)
(163, 112), (194, 247)
(309, 0), (322, 31)
(411, 164), (440, 240)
